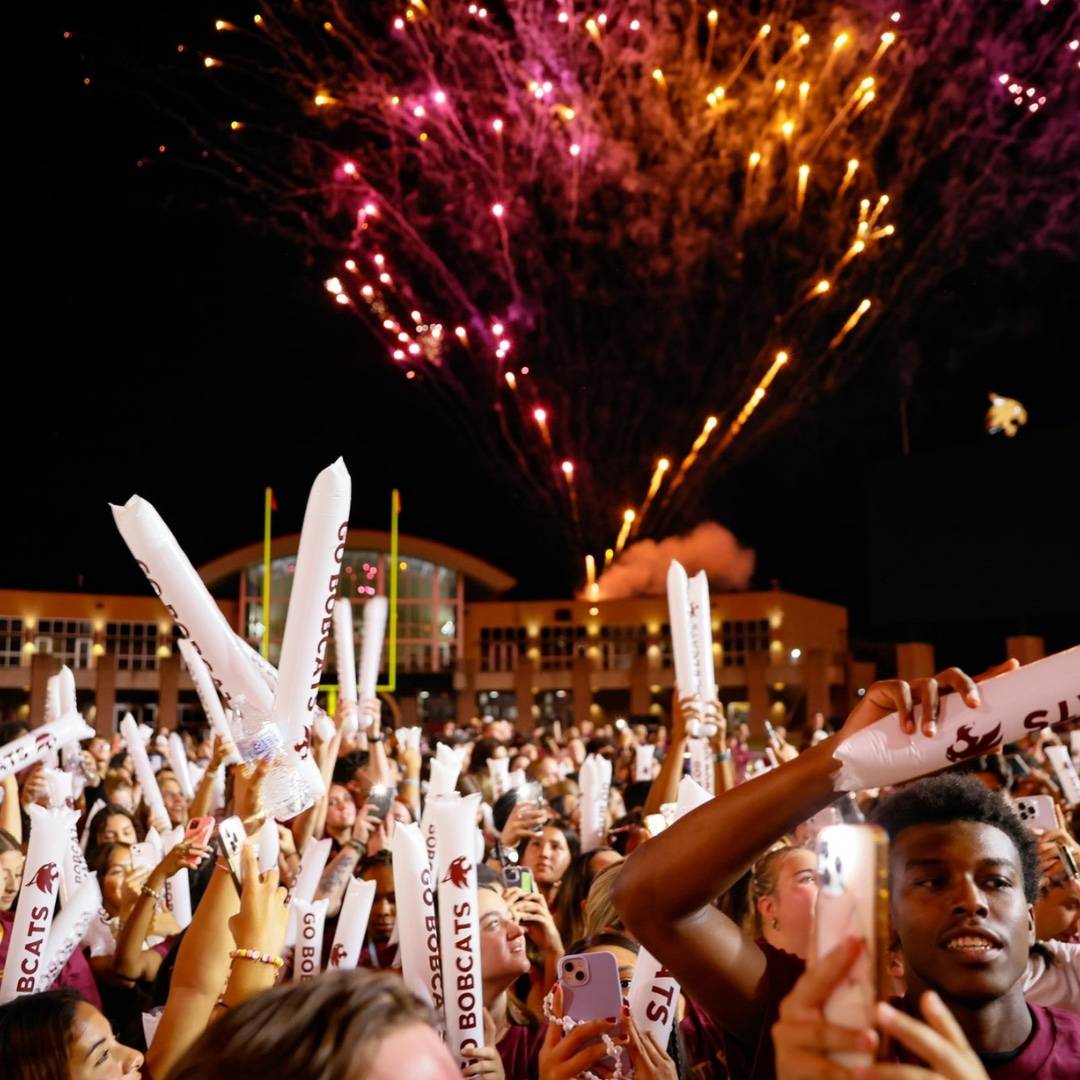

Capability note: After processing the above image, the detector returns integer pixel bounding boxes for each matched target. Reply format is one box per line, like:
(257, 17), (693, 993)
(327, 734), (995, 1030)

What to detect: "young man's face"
(891, 820), (1033, 1005)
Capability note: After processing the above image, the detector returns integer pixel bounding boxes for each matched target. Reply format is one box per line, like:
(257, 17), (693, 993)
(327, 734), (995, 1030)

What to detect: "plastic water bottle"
(233, 702), (314, 821)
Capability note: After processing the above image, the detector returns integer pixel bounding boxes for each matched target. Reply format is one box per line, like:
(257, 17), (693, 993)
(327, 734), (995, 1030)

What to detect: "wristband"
(230, 948), (284, 969)
(345, 839), (365, 854)
(402, 778), (420, 786)
(140, 884), (164, 904)
(717, 751), (732, 761)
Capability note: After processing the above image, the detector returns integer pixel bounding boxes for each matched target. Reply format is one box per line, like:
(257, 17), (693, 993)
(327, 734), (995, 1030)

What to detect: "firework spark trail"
(98, 0), (1079, 584)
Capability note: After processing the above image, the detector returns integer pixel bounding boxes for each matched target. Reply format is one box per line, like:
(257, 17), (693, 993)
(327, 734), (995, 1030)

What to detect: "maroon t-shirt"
(716, 941), (1080, 1080)
(497, 1019), (546, 1080)
(720, 939), (804, 1080)
(680, 994), (728, 1078)
(894, 1002), (1080, 1079)
(0, 910), (103, 1008)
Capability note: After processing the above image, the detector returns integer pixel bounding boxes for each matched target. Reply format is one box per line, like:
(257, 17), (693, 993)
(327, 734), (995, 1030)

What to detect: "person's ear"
(1026, 904), (1036, 948)
(758, 895), (777, 923)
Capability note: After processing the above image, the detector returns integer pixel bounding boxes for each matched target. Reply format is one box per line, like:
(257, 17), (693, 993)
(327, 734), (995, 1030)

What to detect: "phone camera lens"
(575, 971), (585, 981)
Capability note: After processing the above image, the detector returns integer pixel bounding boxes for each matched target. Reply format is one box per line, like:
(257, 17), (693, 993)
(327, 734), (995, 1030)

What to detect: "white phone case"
(1014, 794), (1058, 833)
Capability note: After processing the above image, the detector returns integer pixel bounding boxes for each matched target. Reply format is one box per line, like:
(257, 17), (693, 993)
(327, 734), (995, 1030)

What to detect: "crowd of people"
(1, 656), (1078, 1078)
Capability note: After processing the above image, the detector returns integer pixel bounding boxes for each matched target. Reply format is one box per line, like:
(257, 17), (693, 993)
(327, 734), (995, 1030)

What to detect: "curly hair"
(870, 774), (1040, 903)
(169, 969), (437, 1080)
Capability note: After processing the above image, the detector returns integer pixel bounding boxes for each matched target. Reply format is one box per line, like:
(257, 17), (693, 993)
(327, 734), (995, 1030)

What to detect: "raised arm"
(613, 674), (979, 1031)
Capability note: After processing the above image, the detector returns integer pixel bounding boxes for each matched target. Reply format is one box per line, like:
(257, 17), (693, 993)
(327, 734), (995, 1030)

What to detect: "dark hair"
(622, 780), (652, 813)
(567, 931), (640, 958)
(85, 804), (143, 866)
(870, 774), (1040, 903)
(0, 987), (83, 1080)
(517, 822), (581, 866)
(0, 827), (20, 854)
(468, 737), (502, 776)
(492, 789), (522, 833)
(91, 841), (133, 892)
(332, 750), (370, 787)
(169, 969), (435, 1079)
(357, 850), (394, 878)
(552, 847), (620, 946)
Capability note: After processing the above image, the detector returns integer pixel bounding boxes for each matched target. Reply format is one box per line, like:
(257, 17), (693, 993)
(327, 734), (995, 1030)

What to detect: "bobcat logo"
(945, 723), (1003, 764)
(30, 862), (59, 894)
(293, 730), (311, 759)
(442, 856), (472, 889)
(329, 943), (348, 967)
(985, 393), (1028, 438)
(35, 732), (52, 749)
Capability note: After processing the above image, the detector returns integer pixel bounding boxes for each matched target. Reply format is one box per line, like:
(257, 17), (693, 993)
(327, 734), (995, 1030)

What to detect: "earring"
(771, 919), (780, 930)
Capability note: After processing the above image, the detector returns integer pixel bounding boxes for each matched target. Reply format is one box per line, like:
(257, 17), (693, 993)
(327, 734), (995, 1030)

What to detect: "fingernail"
(926, 720), (937, 737)
(967, 691), (981, 707)
(878, 1002), (896, 1020)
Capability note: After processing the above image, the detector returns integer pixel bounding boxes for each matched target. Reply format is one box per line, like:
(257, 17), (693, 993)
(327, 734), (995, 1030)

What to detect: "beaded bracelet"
(140, 884), (163, 904)
(230, 948), (284, 969)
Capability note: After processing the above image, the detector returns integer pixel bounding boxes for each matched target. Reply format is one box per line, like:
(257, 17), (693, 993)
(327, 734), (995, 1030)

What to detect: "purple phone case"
(559, 952), (628, 1071)
(559, 951), (623, 1022)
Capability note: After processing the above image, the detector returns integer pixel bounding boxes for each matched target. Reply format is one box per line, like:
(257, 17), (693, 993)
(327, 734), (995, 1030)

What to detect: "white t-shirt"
(1023, 940), (1080, 1011)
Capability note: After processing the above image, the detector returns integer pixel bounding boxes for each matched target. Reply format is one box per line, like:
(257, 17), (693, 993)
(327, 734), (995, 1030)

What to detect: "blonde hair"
(748, 843), (807, 937)
(583, 861), (625, 939)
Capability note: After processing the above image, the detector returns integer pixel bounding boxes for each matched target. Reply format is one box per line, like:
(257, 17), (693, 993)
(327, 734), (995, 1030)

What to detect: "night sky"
(9, 4), (1078, 674)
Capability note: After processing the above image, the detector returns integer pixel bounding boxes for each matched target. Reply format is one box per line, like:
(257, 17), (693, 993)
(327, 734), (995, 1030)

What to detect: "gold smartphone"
(812, 824), (891, 1067)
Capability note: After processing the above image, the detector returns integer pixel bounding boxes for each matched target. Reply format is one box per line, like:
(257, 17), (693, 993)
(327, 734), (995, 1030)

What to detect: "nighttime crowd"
(2, 652), (1078, 1079)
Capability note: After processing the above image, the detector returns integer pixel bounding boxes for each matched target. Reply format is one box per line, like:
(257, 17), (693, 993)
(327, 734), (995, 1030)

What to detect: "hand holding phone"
(366, 784), (395, 821)
(216, 816), (247, 893)
(558, 952), (628, 1073)
(182, 816), (216, 868)
(812, 824), (889, 1068)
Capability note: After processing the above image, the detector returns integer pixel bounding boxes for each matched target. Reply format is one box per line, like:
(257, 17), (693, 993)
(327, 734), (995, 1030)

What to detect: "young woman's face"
(1, 849), (25, 911)
(101, 847), (133, 913)
(100, 814), (138, 846)
(478, 888), (529, 987)
(760, 849), (819, 957)
(326, 785), (357, 832)
(523, 826), (572, 884)
(159, 777), (189, 826)
(67, 1001), (143, 1079)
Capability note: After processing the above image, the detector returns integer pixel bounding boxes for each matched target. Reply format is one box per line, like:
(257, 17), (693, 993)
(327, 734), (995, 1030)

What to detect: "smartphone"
(1058, 843), (1079, 879)
(216, 815), (246, 893)
(1014, 794), (1058, 833)
(763, 719), (779, 748)
(558, 952), (628, 1072)
(503, 866), (535, 893)
(182, 815), (215, 868)
(366, 784), (396, 820)
(812, 824), (890, 1068)
(130, 842), (156, 873)
(802, 804), (843, 840)
(520, 781), (544, 805)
